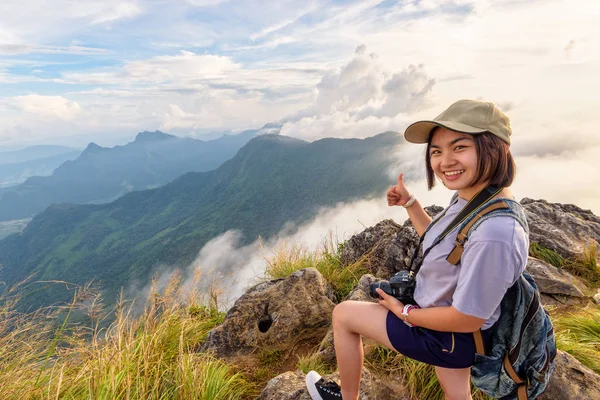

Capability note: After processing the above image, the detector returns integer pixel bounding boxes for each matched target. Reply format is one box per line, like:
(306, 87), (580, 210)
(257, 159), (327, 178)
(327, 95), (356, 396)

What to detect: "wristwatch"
(401, 304), (419, 327)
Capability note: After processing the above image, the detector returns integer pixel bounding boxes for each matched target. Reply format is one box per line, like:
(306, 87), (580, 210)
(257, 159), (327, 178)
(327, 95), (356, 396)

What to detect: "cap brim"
(404, 120), (488, 144)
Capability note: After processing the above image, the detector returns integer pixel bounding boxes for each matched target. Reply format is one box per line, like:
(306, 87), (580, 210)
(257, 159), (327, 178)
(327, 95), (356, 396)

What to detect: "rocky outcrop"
(339, 206), (442, 278)
(258, 368), (407, 400)
(523, 198), (600, 259)
(202, 268), (336, 357)
(203, 199), (600, 399)
(526, 257), (588, 304)
(538, 350), (600, 399)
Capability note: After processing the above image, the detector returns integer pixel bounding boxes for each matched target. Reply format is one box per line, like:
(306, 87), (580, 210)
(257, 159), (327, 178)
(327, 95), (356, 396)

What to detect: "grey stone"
(258, 368), (408, 400)
(526, 257), (587, 297)
(539, 350), (600, 399)
(339, 206), (443, 279)
(522, 198), (600, 259)
(202, 268), (336, 357)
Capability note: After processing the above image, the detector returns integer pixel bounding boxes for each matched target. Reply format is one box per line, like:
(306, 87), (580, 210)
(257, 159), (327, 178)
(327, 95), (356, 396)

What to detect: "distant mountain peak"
(83, 142), (105, 153)
(134, 131), (176, 143)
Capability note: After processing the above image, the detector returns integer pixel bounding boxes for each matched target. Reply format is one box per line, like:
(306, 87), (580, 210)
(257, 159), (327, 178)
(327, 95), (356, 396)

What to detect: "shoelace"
(317, 378), (341, 396)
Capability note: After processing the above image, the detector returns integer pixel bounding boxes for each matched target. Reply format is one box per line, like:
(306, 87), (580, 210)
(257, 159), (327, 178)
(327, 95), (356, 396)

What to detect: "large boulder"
(340, 206), (443, 278)
(539, 350), (600, 399)
(526, 257), (588, 298)
(202, 268), (336, 357)
(257, 368), (407, 400)
(522, 198), (600, 259)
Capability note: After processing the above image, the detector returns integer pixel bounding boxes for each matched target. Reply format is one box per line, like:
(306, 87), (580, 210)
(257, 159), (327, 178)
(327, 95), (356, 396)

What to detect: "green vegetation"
(0, 133), (398, 312)
(530, 241), (600, 287)
(264, 239), (369, 302)
(3, 241), (600, 399)
(296, 353), (333, 376)
(529, 242), (565, 268)
(0, 129), (257, 222)
(563, 243), (600, 286)
(0, 274), (253, 399)
(553, 306), (600, 373)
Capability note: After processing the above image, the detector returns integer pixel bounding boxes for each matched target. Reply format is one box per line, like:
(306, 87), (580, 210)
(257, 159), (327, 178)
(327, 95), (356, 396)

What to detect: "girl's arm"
(376, 288), (485, 333)
(404, 199), (432, 237)
(403, 305), (485, 333)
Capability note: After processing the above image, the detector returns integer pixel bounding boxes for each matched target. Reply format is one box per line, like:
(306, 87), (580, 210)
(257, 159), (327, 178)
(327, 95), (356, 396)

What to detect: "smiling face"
(428, 127), (487, 199)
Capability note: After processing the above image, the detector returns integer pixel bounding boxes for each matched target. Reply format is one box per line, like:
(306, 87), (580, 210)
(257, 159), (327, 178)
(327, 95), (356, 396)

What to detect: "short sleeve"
(451, 218), (528, 319)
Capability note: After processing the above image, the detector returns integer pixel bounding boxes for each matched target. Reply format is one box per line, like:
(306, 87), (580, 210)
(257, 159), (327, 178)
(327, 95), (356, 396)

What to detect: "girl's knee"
(332, 301), (355, 329)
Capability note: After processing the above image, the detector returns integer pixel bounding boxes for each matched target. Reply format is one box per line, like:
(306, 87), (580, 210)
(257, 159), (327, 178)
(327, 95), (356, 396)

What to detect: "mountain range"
(0, 131), (402, 310)
(0, 146), (81, 188)
(0, 126), (269, 222)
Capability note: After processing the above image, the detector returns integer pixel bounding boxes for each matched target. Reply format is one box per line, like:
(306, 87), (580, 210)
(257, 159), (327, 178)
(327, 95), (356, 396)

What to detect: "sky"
(2, 0), (599, 303)
(2, 0), (598, 206)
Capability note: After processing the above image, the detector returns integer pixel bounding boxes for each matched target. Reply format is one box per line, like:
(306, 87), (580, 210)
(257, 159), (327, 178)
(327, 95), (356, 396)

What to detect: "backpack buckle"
(455, 233), (467, 246)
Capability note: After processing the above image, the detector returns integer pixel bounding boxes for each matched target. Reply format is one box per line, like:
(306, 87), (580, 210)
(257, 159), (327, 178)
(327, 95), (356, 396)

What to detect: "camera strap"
(407, 184), (502, 276)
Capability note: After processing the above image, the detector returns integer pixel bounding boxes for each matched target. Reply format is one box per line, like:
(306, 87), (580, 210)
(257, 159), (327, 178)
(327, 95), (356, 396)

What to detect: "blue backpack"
(445, 198), (557, 400)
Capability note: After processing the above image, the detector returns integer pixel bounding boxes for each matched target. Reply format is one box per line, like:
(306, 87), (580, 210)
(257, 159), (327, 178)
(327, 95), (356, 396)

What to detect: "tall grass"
(0, 271), (253, 399)
(264, 237), (368, 302)
(563, 242), (600, 286)
(530, 241), (600, 287)
(553, 306), (600, 373)
(529, 242), (565, 269)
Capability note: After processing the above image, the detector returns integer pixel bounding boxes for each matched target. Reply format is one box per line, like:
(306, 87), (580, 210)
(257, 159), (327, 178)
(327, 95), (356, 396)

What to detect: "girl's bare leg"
(435, 366), (473, 400)
(332, 301), (395, 400)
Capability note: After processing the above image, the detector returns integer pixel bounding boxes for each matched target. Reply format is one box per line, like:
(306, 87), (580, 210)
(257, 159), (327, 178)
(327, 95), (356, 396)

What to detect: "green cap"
(404, 99), (512, 145)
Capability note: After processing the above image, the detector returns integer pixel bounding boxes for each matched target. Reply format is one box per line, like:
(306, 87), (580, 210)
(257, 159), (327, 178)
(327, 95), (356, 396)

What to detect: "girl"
(306, 100), (529, 400)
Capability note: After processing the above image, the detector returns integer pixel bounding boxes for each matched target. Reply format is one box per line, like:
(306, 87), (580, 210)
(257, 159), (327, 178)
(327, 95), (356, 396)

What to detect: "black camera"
(369, 270), (417, 305)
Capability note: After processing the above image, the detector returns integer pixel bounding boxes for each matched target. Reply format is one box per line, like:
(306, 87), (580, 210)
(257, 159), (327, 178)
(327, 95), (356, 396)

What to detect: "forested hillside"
(0, 132), (401, 310)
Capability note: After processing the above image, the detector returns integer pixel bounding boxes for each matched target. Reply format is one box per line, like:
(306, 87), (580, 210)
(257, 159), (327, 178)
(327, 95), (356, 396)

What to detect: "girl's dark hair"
(425, 129), (516, 190)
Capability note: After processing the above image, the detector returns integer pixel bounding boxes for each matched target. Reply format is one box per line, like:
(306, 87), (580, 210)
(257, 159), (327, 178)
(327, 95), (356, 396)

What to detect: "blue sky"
(1, 0), (600, 210)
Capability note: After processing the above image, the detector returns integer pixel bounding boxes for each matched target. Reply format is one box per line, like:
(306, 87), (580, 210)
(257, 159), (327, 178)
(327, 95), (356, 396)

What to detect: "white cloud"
(279, 45), (436, 141)
(0, 1), (143, 44)
(16, 95), (83, 120)
(512, 146), (600, 214)
(0, 44), (110, 55)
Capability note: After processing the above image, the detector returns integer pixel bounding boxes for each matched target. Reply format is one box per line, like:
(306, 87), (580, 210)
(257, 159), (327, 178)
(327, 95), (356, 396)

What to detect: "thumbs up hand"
(387, 173), (412, 207)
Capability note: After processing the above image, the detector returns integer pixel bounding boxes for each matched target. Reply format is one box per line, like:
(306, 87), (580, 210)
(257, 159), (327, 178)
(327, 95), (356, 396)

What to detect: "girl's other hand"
(375, 288), (404, 315)
(387, 173), (411, 206)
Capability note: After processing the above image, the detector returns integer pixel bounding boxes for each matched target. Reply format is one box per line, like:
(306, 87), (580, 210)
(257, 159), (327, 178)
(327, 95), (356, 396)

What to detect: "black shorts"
(386, 310), (494, 369)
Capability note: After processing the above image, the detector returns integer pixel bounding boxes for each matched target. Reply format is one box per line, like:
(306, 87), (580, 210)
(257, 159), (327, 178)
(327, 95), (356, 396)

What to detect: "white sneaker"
(305, 370), (342, 400)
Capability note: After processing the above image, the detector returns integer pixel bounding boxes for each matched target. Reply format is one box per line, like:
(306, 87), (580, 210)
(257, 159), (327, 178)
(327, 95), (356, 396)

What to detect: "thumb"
(397, 173), (405, 187)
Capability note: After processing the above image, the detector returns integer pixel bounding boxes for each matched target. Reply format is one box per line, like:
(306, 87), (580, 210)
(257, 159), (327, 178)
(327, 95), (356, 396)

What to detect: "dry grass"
(0, 271), (253, 399)
(562, 242), (600, 286)
(264, 236), (368, 302)
(552, 305), (600, 374)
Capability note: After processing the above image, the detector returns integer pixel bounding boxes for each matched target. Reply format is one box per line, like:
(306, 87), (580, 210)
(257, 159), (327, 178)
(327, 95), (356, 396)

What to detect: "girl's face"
(429, 127), (481, 194)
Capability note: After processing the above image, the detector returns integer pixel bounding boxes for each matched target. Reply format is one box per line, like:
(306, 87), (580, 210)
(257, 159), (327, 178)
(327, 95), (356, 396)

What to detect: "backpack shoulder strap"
(446, 200), (510, 265)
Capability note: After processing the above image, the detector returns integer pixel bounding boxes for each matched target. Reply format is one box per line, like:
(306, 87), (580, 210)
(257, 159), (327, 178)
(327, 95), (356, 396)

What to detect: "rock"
(522, 198), (600, 259)
(257, 368), (407, 400)
(526, 257), (587, 297)
(594, 289), (600, 305)
(257, 371), (309, 400)
(340, 205), (443, 278)
(538, 350), (600, 399)
(345, 274), (383, 302)
(540, 293), (585, 307)
(202, 268), (336, 357)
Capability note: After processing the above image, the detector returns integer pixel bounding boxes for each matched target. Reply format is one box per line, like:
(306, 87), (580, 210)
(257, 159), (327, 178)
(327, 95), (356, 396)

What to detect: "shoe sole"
(305, 371), (325, 400)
